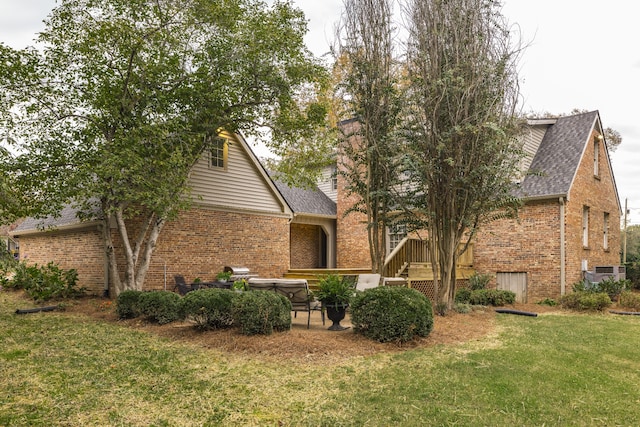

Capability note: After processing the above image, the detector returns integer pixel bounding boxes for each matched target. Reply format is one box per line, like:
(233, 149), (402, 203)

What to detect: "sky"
(1, 0), (639, 225)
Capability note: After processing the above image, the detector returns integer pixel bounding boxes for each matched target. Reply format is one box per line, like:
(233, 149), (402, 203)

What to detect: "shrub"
(466, 289), (515, 306)
(180, 288), (237, 330)
(572, 278), (629, 302)
(560, 291), (611, 311)
(455, 287), (472, 304)
(10, 261), (84, 302)
(455, 288), (514, 306)
(468, 273), (492, 291)
(138, 291), (182, 324)
(597, 277), (630, 301)
(453, 302), (472, 313)
(618, 291), (640, 311)
(115, 290), (143, 319)
(350, 286), (433, 343)
(537, 298), (557, 306)
(232, 290), (291, 335)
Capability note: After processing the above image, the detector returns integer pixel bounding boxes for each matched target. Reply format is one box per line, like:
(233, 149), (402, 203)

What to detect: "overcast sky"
(1, 0), (639, 225)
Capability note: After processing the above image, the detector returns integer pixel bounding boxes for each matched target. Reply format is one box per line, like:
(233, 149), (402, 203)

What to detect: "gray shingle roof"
(272, 179), (336, 217)
(12, 204), (99, 234)
(516, 111), (598, 199)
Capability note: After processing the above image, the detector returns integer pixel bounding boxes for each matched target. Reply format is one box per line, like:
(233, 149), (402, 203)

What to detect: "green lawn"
(2, 291), (640, 426)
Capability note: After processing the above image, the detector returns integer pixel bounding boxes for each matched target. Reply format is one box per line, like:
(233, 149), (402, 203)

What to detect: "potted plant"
(314, 274), (354, 331)
(216, 271), (232, 283)
(232, 278), (247, 292)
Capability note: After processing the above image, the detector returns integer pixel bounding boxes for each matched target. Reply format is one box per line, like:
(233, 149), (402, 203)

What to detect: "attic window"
(331, 165), (338, 190)
(210, 138), (228, 170)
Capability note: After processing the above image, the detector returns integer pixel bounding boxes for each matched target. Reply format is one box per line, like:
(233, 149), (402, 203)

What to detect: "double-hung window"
(210, 138), (228, 170)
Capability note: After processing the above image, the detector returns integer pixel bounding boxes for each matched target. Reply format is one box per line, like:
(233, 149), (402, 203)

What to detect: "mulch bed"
(63, 298), (561, 363)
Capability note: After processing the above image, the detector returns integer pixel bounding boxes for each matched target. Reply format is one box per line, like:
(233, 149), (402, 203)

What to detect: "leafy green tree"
(0, 0), (327, 294)
(334, 0), (404, 273)
(403, 0), (523, 308)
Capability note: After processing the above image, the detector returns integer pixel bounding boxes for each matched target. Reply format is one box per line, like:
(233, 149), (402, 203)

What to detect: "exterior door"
(496, 272), (527, 303)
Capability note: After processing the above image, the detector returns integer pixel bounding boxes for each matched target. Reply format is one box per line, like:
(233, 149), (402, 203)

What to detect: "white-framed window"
(331, 165), (338, 190)
(210, 138), (228, 170)
(603, 212), (610, 250)
(388, 224), (407, 254)
(594, 138), (600, 177)
(582, 206), (590, 248)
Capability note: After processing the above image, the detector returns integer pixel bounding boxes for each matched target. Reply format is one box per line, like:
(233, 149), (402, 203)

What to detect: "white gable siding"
(518, 124), (548, 181)
(188, 135), (286, 214)
(317, 165), (338, 202)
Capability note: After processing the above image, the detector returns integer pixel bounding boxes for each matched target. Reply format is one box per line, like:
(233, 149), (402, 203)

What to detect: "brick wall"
(474, 129), (621, 301)
(564, 129), (620, 283)
(18, 226), (106, 295)
(474, 200), (563, 300)
(136, 208), (291, 291)
(336, 120), (372, 269)
(18, 208), (291, 296)
(290, 223), (320, 269)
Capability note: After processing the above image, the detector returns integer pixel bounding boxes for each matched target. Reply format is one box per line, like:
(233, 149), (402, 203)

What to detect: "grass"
(2, 291), (640, 426)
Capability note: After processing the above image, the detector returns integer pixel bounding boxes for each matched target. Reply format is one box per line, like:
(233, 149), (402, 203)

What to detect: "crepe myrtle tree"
(334, 0), (404, 274)
(0, 0), (329, 295)
(402, 0), (524, 308)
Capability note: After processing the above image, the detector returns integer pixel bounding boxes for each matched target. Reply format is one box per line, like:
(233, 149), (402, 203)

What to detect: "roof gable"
(272, 178), (336, 217)
(517, 111), (599, 199)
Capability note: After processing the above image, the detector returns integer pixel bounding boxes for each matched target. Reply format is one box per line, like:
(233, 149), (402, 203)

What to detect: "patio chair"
(247, 278), (324, 328)
(173, 274), (191, 296)
(355, 273), (381, 291)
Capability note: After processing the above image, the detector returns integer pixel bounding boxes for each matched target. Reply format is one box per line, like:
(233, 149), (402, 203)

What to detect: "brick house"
(325, 111), (622, 302)
(11, 132), (337, 296)
(473, 111), (621, 302)
(11, 111), (621, 302)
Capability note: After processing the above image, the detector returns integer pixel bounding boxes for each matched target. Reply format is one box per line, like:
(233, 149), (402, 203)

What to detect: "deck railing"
(382, 238), (473, 278)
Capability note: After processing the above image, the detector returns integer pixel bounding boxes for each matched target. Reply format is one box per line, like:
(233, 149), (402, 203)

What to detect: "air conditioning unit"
(588, 265), (626, 283)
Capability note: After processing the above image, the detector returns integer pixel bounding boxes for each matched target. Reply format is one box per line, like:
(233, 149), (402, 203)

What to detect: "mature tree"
(334, 0), (403, 273)
(0, 0), (327, 294)
(403, 0), (523, 308)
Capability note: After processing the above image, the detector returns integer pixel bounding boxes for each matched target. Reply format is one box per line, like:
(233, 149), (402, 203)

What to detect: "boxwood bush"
(180, 288), (237, 330)
(115, 289), (143, 319)
(137, 290), (182, 324)
(455, 288), (515, 306)
(350, 286), (433, 343)
(618, 291), (640, 311)
(232, 290), (291, 335)
(560, 291), (611, 311)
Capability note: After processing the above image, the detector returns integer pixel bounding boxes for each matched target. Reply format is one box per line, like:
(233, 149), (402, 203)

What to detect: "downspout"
(559, 197), (566, 295)
(99, 223), (110, 298)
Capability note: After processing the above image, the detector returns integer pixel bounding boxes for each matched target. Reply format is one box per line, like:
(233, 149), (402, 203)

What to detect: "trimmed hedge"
(180, 288), (237, 330)
(455, 288), (515, 306)
(560, 291), (611, 311)
(350, 286), (433, 343)
(619, 291), (640, 311)
(232, 290), (291, 335)
(115, 290), (143, 319)
(138, 290), (182, 324)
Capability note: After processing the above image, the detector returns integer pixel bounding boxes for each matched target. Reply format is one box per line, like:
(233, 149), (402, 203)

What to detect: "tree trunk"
(105, 205), (167, 296)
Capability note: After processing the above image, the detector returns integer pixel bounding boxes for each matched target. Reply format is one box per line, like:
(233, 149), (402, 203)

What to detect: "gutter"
(10, 220), (101, 238)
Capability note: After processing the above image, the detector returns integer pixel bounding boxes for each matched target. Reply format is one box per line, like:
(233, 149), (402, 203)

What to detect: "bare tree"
(403, 0), (524, 308)
(335, 0), (403, 273)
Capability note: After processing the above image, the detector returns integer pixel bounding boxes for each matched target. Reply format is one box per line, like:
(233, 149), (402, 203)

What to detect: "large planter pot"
(325, 303), (349, 331)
